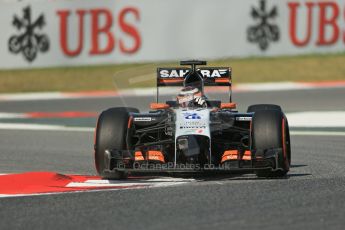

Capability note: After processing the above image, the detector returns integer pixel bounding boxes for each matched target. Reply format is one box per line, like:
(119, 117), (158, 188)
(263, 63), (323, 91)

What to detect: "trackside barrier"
(0, 0), (345, 69)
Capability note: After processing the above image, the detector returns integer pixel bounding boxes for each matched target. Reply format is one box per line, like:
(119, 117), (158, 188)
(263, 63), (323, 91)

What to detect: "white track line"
(0, 81), (344, 101)
(0, 92), (64, 101)
(234, 82), (310, 91)
(286, 111), (345, 128)
(0, 113), (27, 119)
(0, 123), (93, 132)
(0, 111), (344, 136)
(290, 131), (345, 136)
(0, 188), (139, 198)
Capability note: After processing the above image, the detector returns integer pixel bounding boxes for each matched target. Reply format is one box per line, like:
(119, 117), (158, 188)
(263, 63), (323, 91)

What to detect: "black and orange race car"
(94, 60), (291, 179)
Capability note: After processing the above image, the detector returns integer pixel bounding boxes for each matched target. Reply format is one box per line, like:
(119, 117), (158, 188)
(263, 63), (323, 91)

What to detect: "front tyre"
(94, 107), (139, 179)
(251, 109), (291, 178)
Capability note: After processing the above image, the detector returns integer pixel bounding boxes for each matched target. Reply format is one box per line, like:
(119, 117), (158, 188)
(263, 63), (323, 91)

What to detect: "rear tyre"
(251, 109), (291, 178)
(247, 104), (282, 113)
(94, 107), (139, 179)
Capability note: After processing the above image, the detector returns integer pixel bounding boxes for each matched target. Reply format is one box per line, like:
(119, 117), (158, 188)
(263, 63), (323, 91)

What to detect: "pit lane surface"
(0, 88), (345, 229)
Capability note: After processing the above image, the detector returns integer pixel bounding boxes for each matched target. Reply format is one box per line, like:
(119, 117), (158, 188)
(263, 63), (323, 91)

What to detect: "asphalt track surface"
(0, 88), (345, 229)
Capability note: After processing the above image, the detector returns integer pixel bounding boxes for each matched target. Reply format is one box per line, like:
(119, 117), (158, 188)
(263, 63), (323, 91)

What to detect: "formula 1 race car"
(94, 60), (291, 179)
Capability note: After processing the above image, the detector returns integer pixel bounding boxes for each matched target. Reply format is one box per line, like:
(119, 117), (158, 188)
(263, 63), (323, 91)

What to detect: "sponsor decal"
(236, 116), (252, 121)
(57, 7), (141, 57)
(159, 69), (190, 78)
(288, 1), (343, 47)
(179, 121), (207, 131)
(159, 69), (229, 78)
(198, 69), (229, 78)
(183, 112), (201, 120)
(178, 127), (206, 135)
(247, 0), (279, 50)
(196, 129), (204, 134)
(134, 117), (152, 122)
(179, 125), (206, 129)
(8, 6), (50, 62)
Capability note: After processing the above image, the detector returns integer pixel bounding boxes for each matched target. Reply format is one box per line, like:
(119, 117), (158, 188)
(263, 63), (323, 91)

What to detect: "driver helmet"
(176, 86), (202, 108)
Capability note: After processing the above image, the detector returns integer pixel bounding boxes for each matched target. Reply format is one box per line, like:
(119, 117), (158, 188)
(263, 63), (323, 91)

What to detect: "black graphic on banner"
(247, 0), (279, 51)
(8, 6), (50, 62)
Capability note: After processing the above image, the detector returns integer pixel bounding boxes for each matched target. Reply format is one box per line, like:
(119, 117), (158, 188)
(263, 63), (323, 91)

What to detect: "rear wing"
(157, 67), (232, 87)
(155, 60), (233, 103)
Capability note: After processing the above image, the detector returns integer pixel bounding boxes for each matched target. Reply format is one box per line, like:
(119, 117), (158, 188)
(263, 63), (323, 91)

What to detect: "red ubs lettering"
(57, 7), (141, 57)
(288, 1), (343, 47)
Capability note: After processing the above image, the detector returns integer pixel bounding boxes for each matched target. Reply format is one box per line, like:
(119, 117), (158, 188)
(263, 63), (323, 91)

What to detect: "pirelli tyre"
(94, 107), (139, 179)
(251, 109), (291, 177)
(247, 104), (282, 113)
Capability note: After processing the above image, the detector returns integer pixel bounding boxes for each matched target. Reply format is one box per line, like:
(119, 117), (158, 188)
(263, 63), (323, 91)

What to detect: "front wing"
(103, 148), (285, 175)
